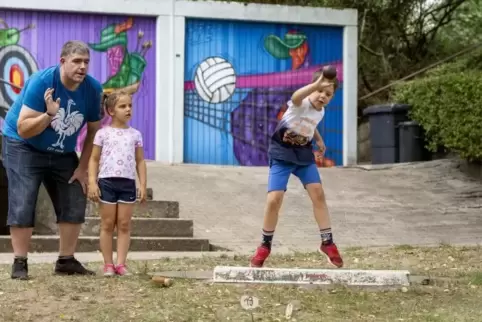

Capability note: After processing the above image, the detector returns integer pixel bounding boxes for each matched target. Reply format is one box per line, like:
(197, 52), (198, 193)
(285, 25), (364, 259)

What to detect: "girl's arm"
(135, 146), (147, 194)
(88, 145), (102, 186)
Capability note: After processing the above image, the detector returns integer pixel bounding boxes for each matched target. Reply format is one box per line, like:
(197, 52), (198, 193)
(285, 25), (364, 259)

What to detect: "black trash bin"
(362, 103), (411, 164)
(398, 121), (427, 163)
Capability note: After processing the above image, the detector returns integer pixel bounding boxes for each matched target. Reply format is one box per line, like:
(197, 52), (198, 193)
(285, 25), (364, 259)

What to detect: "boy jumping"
(250, 68), (343, 268)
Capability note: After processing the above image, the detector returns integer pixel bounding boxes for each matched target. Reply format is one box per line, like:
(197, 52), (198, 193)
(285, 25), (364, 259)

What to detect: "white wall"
(2, 0), (359, 166)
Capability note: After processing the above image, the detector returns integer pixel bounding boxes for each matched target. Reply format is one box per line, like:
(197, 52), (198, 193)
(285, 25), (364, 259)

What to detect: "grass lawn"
(0, 245), (481, 322)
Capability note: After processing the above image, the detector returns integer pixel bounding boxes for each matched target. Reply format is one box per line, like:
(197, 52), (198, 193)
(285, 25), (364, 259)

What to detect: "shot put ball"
(322, 65), (337, 80)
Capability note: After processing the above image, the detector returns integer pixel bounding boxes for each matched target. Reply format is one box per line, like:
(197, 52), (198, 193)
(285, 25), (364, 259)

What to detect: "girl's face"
(108, 94), (133, 122)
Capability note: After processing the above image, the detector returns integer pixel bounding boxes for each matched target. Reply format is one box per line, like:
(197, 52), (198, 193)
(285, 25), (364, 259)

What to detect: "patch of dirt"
(0, 245), (481, 321)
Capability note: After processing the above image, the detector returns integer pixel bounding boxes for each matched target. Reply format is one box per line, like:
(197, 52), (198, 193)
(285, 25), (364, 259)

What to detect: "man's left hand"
(69, 167), (88, 194)
(316, 139), (326, 156)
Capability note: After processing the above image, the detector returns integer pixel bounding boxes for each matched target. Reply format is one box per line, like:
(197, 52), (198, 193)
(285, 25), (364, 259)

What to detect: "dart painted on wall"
(0, 18), (38, 121)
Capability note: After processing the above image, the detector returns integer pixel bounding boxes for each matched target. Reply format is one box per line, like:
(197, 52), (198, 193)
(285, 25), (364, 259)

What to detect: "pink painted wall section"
(184, 62), (343, 91)
(0, 10), (157, 159)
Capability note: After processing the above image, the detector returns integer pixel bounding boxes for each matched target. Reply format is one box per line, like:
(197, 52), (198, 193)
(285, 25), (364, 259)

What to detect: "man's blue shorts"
(267, 159), (321, 192)
(2, 136), (86, 227)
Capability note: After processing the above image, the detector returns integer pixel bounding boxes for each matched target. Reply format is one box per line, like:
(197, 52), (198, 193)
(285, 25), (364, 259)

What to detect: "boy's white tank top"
(275, 97), (325, 145)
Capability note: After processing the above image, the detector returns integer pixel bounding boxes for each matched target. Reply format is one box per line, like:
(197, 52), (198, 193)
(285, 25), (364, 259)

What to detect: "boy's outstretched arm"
(291, 72), (325, 106)
(291, 82), (320, 107)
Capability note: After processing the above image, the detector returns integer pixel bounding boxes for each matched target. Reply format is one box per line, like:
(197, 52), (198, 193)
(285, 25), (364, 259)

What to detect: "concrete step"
(81, 217), (193, 237)
(86, 200), (179, 218)
(0, 236), (211, 253)
(34, 186), (177, 235)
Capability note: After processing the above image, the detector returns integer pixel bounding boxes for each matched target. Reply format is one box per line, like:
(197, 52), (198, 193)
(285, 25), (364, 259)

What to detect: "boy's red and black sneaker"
(319, 243), (343, 268)
(250, 245), (271, 268)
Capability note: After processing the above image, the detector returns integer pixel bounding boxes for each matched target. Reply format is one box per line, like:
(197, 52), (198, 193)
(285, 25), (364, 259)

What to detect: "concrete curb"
(150, 270), (432, 283)
(212, 266), (411, 286)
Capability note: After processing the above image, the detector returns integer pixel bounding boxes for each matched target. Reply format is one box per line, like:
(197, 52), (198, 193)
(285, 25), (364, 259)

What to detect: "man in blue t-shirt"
(1, 40), (103, 280)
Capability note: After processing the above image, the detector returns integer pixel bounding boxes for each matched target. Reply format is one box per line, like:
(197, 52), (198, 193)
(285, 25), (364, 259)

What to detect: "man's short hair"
(61, 40), (90, 58)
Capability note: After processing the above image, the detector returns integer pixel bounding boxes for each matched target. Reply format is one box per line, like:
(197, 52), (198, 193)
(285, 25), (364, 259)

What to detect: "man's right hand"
(44, 88), (60, 116)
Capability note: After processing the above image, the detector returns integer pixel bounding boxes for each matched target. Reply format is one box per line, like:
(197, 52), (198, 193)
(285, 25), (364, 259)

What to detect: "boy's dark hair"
(312, 68), (339, 91)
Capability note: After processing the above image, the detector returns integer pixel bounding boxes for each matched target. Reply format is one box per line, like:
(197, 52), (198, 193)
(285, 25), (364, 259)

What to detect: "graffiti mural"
(0, 18), (38, 120)
(184, 19), (344, 167)
(0, 11), (156, 159)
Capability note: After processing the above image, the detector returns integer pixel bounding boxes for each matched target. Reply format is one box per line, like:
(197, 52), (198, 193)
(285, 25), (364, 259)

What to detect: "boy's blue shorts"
(267, 159), (321, 192)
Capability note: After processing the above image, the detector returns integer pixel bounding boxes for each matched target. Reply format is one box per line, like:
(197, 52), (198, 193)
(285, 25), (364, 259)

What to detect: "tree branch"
(359, 65), (374, 93)
(359, 44), (384, 57)
(425, 0), (467, 42)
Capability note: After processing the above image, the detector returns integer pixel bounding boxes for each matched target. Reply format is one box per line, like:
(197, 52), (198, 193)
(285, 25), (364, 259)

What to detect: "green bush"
(392, 70), (482, 161)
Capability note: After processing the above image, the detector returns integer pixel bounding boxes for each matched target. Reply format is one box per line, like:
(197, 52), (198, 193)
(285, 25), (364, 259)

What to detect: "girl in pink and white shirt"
(88, 90), (147, 277)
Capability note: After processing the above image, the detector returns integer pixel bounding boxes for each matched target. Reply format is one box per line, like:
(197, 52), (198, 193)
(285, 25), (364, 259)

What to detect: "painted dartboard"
(0, 45), (39, 119)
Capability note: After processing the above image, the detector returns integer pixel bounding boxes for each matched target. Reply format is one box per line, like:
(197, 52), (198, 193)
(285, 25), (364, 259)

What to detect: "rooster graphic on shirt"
(51, 99), (84, 150)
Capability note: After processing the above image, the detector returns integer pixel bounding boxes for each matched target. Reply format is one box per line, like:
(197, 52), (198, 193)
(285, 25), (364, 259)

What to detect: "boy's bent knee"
(306, 182), (323, 192)
(306, 183), (326, 204)
(266, 190), (284, 206)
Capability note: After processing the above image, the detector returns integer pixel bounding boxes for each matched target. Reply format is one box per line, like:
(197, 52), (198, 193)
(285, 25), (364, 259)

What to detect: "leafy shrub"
(392, 70), (482, 161)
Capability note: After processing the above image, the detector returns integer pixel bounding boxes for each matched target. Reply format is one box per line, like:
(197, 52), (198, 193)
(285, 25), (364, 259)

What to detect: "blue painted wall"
(184, 18), (344, 167)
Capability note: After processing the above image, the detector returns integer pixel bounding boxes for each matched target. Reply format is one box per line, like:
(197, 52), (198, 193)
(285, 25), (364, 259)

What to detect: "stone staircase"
(0, 185), (212, 253)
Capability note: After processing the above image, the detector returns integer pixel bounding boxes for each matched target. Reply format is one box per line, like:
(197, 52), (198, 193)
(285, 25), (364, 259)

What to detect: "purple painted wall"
(0, 10), (157, 159)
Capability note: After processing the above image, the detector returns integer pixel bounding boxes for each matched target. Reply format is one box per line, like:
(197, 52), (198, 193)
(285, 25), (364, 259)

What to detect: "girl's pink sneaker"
(115, 264), (132, 276)
(103, 264), (116, 277)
